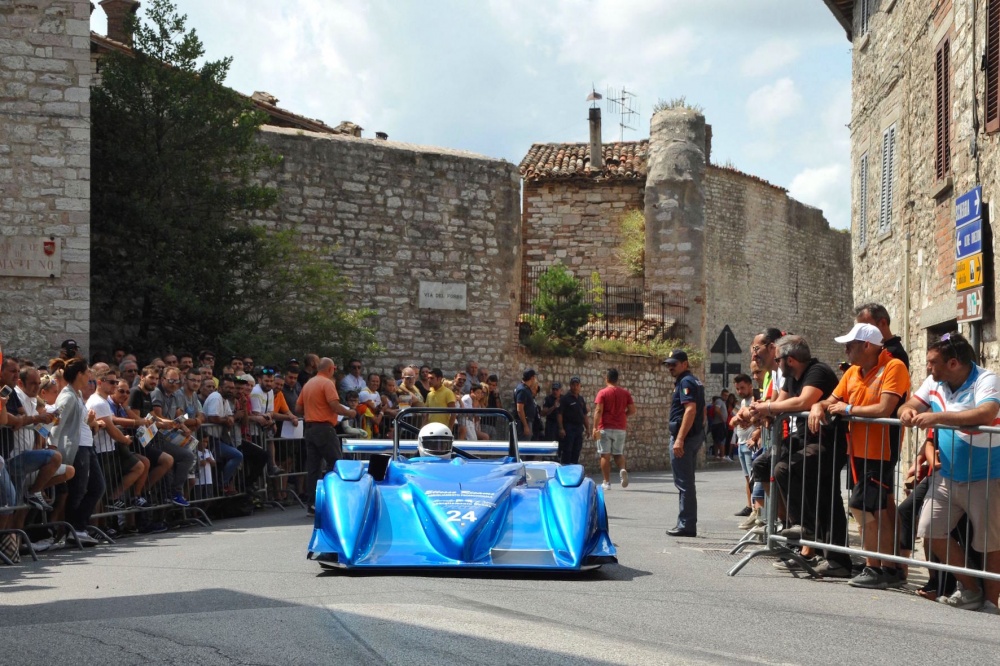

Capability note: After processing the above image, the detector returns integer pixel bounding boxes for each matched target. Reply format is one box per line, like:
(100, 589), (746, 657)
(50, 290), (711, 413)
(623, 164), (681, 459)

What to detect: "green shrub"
(617, 209), (645, 277)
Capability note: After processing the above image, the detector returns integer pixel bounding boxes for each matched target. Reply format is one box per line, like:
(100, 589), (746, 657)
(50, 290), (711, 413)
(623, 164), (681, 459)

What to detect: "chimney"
(100, 0), (140, 46)
(589, 107), (603, 172)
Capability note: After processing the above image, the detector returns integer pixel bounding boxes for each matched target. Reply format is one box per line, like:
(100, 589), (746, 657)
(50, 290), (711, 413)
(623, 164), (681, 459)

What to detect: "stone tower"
(643, 108), (708, 350)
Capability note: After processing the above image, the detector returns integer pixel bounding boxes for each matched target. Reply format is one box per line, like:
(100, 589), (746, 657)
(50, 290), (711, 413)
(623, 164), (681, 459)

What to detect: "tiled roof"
(519, 140), (649, 182)
(90, 32), (345, 136)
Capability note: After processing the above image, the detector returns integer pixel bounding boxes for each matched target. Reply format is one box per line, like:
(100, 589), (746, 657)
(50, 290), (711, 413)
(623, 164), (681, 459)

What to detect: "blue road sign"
(956, 186), (982, 227)
(957, 218), (983, 259)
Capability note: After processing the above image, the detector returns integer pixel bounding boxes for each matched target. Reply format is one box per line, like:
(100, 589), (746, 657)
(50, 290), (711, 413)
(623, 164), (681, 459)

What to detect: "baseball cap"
(60, 339), (78, 350)
(834, 323), (883, 346)
(662, 349), (688, 365)
(570, 376), (581, 384)
(551, 381), (562, 390)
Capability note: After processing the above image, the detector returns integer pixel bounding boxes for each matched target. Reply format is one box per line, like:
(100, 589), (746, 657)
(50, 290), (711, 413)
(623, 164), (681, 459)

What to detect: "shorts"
(918, 475), (1000, 553)
(737, 443), (754, 477)
(596, 429), (626, 456)
(99, 448), (141, 490)
(6, 449), (58, 483)
(752, 449), (772, 483)
(848, 458), (895, 513)
(710, 423), (728, 446)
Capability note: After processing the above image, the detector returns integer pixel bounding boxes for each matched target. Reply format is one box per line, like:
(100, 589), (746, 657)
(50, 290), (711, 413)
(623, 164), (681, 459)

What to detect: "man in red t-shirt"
(592, 368), (636, 491)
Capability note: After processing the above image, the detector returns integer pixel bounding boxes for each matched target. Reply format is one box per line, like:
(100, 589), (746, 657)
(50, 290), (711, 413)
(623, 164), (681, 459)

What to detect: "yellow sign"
(957, 253), (984, 291)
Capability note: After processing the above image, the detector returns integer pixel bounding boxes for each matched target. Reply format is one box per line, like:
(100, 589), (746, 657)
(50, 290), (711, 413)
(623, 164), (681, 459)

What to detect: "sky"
(92, 1), (854, 229)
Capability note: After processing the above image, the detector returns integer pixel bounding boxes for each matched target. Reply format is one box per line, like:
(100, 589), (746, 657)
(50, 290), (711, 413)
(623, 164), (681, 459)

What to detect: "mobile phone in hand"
(0, 385), (12, 399)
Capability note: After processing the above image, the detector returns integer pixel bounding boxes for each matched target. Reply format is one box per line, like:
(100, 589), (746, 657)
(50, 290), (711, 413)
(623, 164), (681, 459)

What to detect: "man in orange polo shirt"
(809, 322), (910, 590)
(296, 357), (356, 515)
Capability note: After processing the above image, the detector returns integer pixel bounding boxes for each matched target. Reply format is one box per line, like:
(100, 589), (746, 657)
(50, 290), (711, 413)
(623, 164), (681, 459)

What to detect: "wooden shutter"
(988, 1), (1000, 133)
(879, 127), (895, 235)
(858, 153), (868, 246)
(935, 39), (952, 180)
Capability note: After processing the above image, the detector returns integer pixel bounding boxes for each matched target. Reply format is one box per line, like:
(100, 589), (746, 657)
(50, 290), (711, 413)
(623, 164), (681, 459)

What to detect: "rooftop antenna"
(606, 86), (639, 142)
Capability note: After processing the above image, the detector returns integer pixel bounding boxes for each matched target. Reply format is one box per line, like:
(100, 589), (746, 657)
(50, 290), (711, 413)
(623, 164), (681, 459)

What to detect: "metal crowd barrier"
(728, 412), (1000, 598)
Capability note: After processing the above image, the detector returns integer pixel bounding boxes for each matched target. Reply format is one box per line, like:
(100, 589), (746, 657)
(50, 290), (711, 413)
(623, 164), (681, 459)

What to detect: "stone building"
(821, 0), (1000, 378)
(0, 0), (92, 360)
(520, 108), (854, 394)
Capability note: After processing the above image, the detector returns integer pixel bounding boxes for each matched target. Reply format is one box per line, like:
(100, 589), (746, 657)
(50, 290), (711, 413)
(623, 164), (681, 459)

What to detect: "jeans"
(0, 466), (15, 512)
(560, 424), (584, 465)
(737, 443), (754, 477)
(305, 422), (341, 505)
(66, 447), (106, 531)
(670, 431), (703, 531)
(209, 437), (244, 486)
(157, 439), (196, 496)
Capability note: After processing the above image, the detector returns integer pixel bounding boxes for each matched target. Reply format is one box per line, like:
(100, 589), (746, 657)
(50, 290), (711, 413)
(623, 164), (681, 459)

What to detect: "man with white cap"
(809, 322), (910, 590)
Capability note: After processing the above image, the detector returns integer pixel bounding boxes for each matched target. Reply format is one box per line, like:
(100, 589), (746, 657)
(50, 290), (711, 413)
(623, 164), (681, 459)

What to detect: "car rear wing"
(343, 439), (558, 457)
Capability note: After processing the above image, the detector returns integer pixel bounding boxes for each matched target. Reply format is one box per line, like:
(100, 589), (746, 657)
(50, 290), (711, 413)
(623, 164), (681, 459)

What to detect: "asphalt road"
(2, 466), (1000, 665)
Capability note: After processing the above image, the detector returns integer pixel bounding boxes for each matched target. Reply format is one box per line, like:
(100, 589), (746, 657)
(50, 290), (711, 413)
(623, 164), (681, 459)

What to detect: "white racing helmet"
(417, 422), (454, 458)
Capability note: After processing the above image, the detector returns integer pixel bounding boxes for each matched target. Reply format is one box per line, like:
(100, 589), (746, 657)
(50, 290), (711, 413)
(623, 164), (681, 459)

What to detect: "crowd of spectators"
(0, 343), (603, 562)
(726, 302), (1000, 614)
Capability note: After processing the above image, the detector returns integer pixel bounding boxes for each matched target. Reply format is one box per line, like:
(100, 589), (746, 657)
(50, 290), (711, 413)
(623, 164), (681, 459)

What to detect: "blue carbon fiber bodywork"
(307, 457), (617, 570)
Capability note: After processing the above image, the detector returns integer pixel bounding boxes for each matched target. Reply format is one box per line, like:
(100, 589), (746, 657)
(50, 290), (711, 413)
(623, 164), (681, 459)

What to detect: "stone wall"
(0, 0), (91, 361)
(846, 0), (1000, 385)
(246, 126), (522, 377)
(521, 180), (644, 284)
(507, 349), (674, 472)
(702, 166), (853, 396)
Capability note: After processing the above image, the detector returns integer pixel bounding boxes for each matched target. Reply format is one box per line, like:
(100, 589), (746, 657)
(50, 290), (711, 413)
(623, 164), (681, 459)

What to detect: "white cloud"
(746, 78), (802, 127)
(741, 39), (800, 77)
(788, 164), (850, 229)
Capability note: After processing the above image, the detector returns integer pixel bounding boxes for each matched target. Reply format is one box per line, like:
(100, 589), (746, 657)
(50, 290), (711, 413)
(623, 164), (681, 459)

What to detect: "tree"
(530, 264), (591, 355)
(91, 0), (377, 361)
(616, 208), (645, 277)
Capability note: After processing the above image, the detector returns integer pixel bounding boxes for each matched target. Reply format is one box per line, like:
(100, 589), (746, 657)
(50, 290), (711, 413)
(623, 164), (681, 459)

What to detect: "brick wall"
(508, 349), (674, 472)
(521, 180), (644, 284)
(246, 126), (522, 378)
(703, 166), (853, 396)
(0, 0), (91, 361)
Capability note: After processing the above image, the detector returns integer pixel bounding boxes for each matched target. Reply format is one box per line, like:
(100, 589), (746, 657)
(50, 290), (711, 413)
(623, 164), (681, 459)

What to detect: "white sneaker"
(601, 481), (611, 491)
(939, 582), (984, 610)
(48, 537), (66, 551)
(74, 530), (99, 546)
(619, 469), (629, 488)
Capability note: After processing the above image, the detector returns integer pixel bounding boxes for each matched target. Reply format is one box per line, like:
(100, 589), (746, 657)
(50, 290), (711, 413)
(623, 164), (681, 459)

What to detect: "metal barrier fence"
(729, 412), (1000, 605)
(0, 422), (309, 564)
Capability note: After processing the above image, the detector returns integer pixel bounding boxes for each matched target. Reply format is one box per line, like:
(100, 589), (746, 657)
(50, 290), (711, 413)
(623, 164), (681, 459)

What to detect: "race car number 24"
(446, 510), (477, 522)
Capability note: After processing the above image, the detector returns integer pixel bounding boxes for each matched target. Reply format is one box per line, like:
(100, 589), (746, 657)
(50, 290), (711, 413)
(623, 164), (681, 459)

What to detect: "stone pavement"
(1, 467), (999, 665)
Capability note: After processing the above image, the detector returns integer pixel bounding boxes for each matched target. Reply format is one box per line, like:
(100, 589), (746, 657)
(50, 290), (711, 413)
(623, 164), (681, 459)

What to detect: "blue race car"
(307, 408), (617, 571)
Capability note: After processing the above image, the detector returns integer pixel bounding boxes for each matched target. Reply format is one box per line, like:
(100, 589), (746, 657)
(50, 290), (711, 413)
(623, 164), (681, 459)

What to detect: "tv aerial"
(606, 86), (639, 142)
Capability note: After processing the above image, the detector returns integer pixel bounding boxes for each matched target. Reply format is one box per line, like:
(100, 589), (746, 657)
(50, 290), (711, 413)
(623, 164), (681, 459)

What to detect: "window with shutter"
(858, 153), (869, 246)
(859, 0), (872, 37)
(987, 1), (1000, 133)
(935, 38), (952, 180)
(879, 127), (895, 235)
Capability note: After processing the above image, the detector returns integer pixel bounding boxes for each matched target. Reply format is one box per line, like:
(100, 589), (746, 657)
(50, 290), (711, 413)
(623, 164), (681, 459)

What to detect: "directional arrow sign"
(956, 218), (983, 259)
(956, 186), (982, 227)
(956, 253), (984, 291)
(710, 325), (742, 386)
(957, 286), (984, 324)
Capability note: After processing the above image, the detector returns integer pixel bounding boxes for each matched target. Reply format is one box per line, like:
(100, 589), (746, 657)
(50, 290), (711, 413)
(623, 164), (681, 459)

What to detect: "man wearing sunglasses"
(149, 367), (196, 507)
(339, 359), (367, 396)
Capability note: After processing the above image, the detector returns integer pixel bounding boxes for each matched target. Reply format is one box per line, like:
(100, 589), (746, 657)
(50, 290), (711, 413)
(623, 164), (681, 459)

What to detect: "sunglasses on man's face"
(165, 379), (181, 385)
